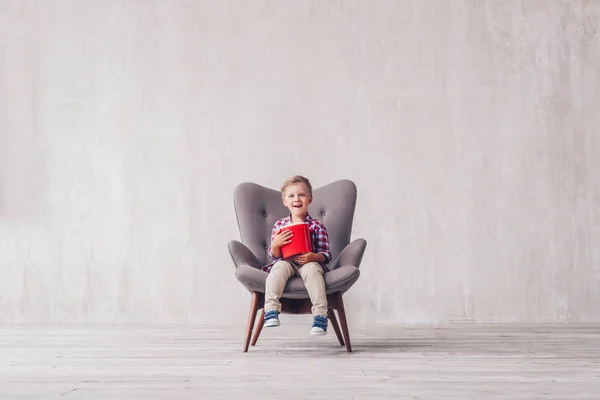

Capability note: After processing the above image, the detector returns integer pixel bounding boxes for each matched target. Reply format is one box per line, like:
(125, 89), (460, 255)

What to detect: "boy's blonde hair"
(281, 175), (313, 197)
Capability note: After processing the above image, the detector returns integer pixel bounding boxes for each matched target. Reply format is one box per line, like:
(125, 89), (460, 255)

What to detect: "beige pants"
(264, 260), (327, 317)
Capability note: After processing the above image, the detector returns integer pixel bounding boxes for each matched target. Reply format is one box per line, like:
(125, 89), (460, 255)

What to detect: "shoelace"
(313, 316), (327, 329)
(265, 310), (279, 320)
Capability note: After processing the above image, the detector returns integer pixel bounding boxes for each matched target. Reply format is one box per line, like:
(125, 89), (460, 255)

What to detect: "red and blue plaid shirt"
(264, 213), (332, 273)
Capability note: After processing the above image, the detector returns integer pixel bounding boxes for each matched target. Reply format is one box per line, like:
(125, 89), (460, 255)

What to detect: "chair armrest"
(228, 240), (262, 269)
(327, 238), (367, 271)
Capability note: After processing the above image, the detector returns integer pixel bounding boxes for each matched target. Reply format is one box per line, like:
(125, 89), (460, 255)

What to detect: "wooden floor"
(1, 323), (599, 399)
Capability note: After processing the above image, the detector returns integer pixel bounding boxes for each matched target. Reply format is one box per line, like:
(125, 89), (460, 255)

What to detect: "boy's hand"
(293, 252), (323, 266)
(271, 229), (293, 250)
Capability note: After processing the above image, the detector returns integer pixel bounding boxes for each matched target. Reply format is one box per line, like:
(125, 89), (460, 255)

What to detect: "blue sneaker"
(310, 315), (328, 336)
(264, 309), (280, 327)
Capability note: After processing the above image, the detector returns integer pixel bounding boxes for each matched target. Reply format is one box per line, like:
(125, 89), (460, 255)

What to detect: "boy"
(263, 175), (332, 336)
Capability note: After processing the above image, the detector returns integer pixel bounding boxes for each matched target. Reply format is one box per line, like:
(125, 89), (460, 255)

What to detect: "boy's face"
(282, 183), (312, 219)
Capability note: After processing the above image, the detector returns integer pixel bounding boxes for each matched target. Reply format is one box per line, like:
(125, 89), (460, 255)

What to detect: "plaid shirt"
(264, 213), (332, 273)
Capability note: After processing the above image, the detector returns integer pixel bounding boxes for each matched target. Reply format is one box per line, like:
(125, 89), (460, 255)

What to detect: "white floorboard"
(1, 323), (599, 399)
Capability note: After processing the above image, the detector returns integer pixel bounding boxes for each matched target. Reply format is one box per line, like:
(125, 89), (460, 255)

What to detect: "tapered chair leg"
(327, 308), (345, 346)
(243, 292), (260, 352)
(251, 309), (265, 346)
(335, 293), (352, 353)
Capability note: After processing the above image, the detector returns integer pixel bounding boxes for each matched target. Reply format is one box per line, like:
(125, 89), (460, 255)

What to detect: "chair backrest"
(233, 179), (358, 266)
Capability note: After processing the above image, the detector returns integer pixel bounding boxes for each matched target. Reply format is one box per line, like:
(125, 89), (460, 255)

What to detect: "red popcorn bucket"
(280, 222), (313, 259)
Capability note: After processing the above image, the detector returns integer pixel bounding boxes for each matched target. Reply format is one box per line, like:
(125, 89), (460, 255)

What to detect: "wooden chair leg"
(327, 308), (344, 346)
(251, 309), (265, 346)
(335, 293), (352, 353)
(243, 292), (260, 352)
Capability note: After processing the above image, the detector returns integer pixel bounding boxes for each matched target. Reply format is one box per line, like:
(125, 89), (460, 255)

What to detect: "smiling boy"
(263, 175), (332, 335)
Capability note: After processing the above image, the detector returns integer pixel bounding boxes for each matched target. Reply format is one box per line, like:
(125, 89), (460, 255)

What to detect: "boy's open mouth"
(293, 204), (303, 208)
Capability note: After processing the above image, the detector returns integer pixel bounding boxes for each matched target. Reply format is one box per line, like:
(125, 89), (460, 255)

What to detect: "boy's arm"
(313, 223), (332, 264)
(268, 223), (283, 261)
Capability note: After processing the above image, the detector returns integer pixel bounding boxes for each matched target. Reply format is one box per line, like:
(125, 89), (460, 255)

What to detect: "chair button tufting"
(321, 211), (326, 216)
(262, 213), (267, 218)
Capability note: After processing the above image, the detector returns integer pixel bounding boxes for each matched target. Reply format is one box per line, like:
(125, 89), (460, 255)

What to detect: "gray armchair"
(228, 179), (367, 352)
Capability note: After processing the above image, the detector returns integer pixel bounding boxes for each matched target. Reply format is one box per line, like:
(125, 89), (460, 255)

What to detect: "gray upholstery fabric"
(327, 238), (367, 271)
(232, 182), (287, 266)
(234, 264), (361, 299)
(229, 179), (367, 297)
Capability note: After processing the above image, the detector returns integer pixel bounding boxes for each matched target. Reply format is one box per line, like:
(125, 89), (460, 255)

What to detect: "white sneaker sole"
(265, 319), (280, 327)
(310, 329), (327, 336)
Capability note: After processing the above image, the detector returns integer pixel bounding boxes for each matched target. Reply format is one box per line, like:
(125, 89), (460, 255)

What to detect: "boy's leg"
(297, 262), (327, 317)
(264, 260), (296, 313)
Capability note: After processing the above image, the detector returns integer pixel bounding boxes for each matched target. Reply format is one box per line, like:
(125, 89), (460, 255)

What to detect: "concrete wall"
(1, 0), (599, 324)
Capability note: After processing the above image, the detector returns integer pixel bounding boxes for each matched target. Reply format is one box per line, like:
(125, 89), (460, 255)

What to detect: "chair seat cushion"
(234, 264), (360, 299)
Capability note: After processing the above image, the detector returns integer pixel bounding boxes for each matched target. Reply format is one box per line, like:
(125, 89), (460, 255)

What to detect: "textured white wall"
(1, 0), (599, 324)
